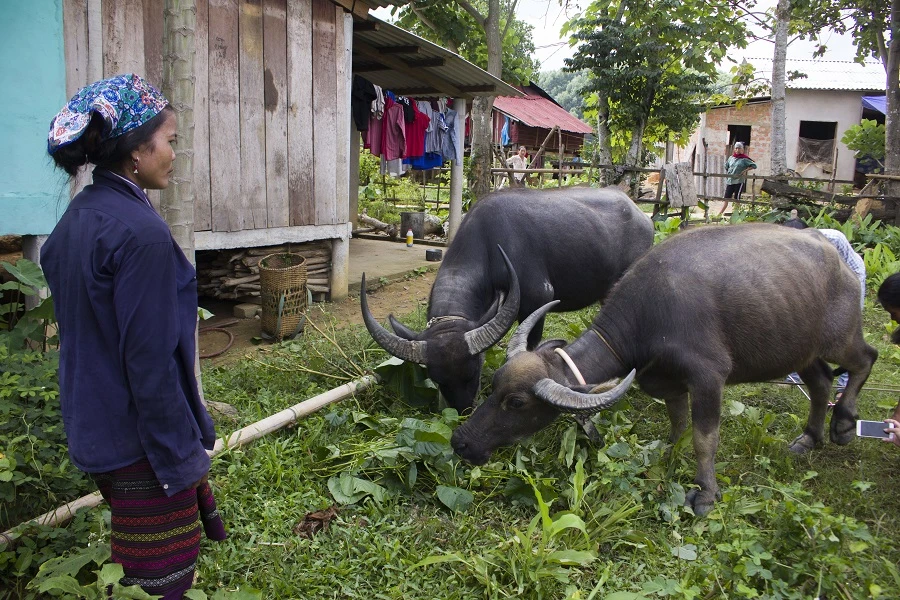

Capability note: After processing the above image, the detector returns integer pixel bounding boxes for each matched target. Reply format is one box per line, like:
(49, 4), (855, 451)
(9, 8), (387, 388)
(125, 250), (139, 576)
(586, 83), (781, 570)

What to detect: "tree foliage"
(393, 0), (539, 85)
(536, 69), (591, 119)
(563, 0), (748, 167)
(842, 119), (887, 168)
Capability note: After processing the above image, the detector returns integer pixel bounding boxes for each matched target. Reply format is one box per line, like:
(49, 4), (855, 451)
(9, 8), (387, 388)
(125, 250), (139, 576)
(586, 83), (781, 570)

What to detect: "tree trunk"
(886, 0), (900, 204)
(161, 0), (196, 256)
(624, 120), (646, 196)
(468, 96), (494, 199)
(160, 0), (202, 398)
(771, 0), (790, 176)
(595, 92), (613, 185)
(467, 0), (502, 201)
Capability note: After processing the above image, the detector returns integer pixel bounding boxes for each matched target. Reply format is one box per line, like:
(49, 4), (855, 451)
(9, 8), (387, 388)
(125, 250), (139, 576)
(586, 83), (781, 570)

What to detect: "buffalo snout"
(451, 428), (492, 465)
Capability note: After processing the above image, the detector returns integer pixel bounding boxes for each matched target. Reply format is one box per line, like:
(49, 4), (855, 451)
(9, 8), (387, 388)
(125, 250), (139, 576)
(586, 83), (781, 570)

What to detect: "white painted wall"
(784, 89), (865, 182)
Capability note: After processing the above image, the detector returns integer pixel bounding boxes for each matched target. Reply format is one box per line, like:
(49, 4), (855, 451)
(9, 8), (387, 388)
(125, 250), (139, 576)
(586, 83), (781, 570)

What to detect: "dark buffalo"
(451, 224), (878, 515)
(361, 187), (654, 411)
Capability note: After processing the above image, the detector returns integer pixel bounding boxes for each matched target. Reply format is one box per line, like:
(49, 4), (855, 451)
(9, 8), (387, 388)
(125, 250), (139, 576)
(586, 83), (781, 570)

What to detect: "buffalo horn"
(534, 369), (637, 414)
(505, 300), (561, 358)
(360, 273), (428, 364)
(463, 246), (522, 355)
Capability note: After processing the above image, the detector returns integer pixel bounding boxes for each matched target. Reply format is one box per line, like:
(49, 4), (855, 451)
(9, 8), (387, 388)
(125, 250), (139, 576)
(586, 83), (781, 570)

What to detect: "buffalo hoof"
(830, 416), (856, 446)
(788, 433), (820, 454)
(685, 488), (720, 517)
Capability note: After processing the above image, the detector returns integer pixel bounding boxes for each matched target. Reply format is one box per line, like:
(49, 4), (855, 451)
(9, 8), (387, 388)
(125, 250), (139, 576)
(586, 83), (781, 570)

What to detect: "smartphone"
(856, 420), (893, 439)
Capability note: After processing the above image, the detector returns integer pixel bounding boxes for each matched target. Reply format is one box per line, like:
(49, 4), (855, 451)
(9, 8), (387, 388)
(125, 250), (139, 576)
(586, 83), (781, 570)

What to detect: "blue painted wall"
(1, 1), (69, 235)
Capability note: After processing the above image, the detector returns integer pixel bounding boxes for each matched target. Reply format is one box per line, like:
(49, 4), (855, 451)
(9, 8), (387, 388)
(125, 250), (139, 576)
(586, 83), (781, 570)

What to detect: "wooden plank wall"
(287, 0), (315, 226)
(62, 0), (351, 235)
(263, 0), (289, 228)
(194, 0), (213, 231)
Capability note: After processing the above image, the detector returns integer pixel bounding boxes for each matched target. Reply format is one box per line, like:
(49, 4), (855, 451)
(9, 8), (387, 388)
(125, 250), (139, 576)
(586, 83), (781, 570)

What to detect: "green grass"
(7, 300), (900, 599)
(185, 302), (900, 599)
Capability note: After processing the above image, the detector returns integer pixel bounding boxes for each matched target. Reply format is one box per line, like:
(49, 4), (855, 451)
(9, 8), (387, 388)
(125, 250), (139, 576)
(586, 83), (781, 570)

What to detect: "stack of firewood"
(196, 242), (332, 301)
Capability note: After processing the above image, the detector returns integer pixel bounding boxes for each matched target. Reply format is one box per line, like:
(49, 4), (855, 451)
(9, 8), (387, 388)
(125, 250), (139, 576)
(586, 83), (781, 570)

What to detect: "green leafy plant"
(841, 119), (886, 171)
(0, 259), (56, 351)
(652, 216), (682, 243)
(414, 473), (597, 598)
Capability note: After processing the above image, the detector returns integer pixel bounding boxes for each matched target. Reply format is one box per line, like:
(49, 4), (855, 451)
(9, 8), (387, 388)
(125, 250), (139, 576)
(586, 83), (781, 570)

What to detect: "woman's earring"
(132, 158), (139, 174)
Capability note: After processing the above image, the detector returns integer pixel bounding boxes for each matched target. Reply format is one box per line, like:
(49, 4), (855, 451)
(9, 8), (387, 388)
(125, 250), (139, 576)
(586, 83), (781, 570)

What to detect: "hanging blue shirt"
(41, 168), (216, 496)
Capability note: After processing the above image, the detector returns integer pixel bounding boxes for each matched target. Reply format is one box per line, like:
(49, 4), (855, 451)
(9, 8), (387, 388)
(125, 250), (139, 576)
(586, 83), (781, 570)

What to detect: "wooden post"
(701, 139), (709, 220)
(448, 97), (466, 243)
(828, 145), (839, 194)
(653, 167), (665, 217)
(349, 128), (361, 229)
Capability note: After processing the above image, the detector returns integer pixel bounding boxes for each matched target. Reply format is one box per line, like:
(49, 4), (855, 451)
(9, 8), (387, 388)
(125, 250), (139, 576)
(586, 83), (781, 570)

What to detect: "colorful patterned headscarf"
(48, 74), (169, 154)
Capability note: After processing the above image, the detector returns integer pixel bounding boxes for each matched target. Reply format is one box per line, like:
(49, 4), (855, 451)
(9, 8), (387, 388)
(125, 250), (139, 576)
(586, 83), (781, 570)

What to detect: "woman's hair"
(50, 105), (174, 177)
(877, 273), (900, 309)
(734, 142), (745, 151)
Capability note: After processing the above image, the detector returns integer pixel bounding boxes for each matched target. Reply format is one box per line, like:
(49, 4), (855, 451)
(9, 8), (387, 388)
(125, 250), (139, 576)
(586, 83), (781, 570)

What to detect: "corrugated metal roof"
(352, 16), (522, 100)
(746, 58), (885, 92)
(493, 88), (593, 134)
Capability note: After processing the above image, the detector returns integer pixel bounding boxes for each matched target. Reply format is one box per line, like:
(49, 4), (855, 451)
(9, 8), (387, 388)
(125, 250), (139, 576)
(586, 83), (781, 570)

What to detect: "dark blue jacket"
(41, 168), (215, 496)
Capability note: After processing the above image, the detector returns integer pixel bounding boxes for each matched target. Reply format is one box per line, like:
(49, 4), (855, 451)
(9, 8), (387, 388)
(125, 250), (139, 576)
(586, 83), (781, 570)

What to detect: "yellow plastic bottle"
(406, 229), (414, 247)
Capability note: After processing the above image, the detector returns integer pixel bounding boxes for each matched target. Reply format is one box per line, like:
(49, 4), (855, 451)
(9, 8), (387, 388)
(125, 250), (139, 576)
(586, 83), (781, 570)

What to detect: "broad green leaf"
(407, 461), (417, 489)
(547, 549), (597, 566)
(184, 591), (209, 600)
(327, 473), (387, 504)
(211, 588), (262, 599)
(603, 593), (652, 600)
(413, 553), (465, 568)
(549, 513), (588, 537)
(436, 485), (474, 513)
(558, 424), (577, 467)
(98, 562), (127, 587)
(727, 400), (745, 416)
(2, 259), (48, 290)
(670, 544), (698, 561)
(36, 575), (87, 595)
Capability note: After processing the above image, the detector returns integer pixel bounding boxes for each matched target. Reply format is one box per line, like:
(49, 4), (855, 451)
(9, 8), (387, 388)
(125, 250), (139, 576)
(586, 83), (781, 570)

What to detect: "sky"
(374, 0), (863, 74)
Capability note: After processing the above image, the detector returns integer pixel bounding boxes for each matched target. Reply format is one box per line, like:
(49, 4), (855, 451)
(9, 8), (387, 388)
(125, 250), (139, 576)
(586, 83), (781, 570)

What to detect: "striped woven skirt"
(91, 459), (225, 599)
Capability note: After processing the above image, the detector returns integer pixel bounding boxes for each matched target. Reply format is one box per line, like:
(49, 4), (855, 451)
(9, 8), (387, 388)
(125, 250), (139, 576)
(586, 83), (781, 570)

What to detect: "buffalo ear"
(388, 315), (419, 340)
(587, 379), (624, 394)
(568, 381), (620, 394)
(535, 339), (567, 352)
(475, 293), (503, 327)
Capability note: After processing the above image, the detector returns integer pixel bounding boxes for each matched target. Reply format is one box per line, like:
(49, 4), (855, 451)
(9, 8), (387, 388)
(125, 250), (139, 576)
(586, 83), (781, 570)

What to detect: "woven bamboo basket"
(259, 253), (308, 341)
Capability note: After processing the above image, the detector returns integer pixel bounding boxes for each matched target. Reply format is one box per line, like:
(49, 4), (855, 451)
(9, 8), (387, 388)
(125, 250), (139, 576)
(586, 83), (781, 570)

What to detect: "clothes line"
(351, 75), (463, 177)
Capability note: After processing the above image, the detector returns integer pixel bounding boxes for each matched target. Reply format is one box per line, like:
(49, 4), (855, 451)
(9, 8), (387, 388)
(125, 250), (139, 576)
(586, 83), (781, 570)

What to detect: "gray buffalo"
(361, 187), (654, 411)
(451, 223), (877, 515)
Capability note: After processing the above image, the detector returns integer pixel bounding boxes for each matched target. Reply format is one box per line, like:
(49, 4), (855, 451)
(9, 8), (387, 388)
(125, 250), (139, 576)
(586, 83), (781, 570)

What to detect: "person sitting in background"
(718, 141), (757, 216)
(782, 212), (866, 399)
(506, 145), (528, 186)
(41, 73), (225, 600)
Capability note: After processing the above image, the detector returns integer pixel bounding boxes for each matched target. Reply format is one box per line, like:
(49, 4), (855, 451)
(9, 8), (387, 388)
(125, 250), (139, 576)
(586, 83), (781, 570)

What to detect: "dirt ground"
(198, 269), (437, 368)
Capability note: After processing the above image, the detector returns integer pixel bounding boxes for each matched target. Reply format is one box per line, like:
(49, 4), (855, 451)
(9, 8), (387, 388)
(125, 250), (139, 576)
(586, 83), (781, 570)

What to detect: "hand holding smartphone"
(856, 419), (895, 439)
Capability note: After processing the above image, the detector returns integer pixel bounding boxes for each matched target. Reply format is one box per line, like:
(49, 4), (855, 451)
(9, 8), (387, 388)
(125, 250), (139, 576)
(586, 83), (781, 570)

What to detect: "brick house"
(675, 58), (886, 196)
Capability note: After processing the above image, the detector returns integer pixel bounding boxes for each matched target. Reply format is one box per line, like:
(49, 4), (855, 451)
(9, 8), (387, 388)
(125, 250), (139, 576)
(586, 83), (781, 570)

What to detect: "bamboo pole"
(0, 375), (379, 548)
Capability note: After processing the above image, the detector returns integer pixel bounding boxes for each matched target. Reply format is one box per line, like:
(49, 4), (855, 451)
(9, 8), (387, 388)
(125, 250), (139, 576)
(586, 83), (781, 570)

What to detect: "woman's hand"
(882, 419), (900, 447)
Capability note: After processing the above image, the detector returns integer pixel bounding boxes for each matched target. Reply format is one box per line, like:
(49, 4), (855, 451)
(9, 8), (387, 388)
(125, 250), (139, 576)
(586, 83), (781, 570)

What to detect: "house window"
(797, 120), (837, 168)
(727, 125), (751, 154)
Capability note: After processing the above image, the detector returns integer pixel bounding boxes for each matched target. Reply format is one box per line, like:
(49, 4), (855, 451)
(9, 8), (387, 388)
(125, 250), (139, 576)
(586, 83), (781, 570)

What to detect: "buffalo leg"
(665, 392), (690, 444)
(789, 359), (832, 453)
(684, 384), (723, 516)
(830, 345), (876, 445)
